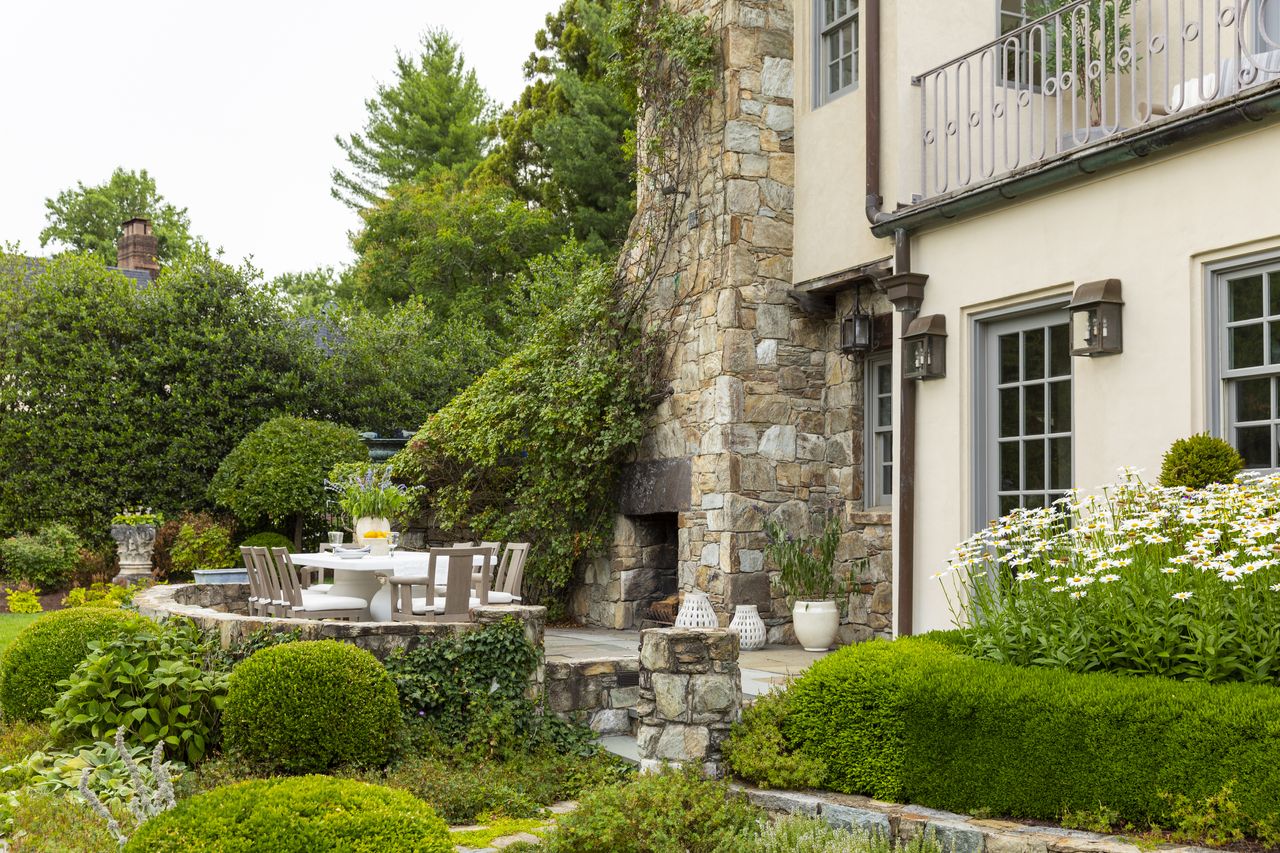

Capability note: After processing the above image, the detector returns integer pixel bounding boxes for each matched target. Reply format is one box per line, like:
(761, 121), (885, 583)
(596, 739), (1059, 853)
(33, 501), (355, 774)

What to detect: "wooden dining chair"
(268, 547), (367, 621)
(487, 542), (529, 604)
(240, 546), (270, 617)
(387, 546), (491, 622)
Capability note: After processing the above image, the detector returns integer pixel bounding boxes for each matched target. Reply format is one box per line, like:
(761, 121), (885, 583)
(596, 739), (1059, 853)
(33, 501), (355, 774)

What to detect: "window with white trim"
(817, 0), (858, 104)
(1219, 260), (1280, 469)
(866, 353), (893, 507)
(998, 0), (1042, 87)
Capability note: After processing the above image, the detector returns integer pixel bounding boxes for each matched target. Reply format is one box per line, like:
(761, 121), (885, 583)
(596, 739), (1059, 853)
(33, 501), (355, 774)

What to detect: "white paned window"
(1217, 260), (1280, 469)
(817, 0), (858, 104)
(866, 354), (893, 507)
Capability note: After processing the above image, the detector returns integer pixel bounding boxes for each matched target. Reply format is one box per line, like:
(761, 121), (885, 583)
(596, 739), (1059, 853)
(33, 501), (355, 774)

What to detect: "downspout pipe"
(864, 0), (923, 636)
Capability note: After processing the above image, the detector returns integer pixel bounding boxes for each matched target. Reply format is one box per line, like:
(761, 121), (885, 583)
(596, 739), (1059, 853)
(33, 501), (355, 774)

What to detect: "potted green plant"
(764, 513), (845, 651)
(108, 508), (163, 585)
(325, 465), (414, 549)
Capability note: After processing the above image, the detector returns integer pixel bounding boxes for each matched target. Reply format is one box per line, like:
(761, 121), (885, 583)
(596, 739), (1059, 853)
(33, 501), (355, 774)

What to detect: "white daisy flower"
(1015, 571), (1038, 582)
(1219, 566), (1245, 583)
(1049, 585), (1066, 593)
(1172, 591), (1193, 601)
(1070, 590), (1087, 599)
(1066, 575), (1093, 587)
(1099, 574), (1120, 583)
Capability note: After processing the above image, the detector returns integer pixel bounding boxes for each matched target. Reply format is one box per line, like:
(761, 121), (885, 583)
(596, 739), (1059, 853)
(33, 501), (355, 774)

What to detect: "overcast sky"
(0, 1), (558, 279)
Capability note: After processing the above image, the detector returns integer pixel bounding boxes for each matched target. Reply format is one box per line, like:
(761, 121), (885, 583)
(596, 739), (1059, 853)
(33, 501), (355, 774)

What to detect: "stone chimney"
(116, 217), (160, 279)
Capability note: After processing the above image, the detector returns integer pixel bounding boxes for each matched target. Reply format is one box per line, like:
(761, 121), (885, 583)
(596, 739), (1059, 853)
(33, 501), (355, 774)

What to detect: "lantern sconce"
(840, 284), (875, 354)
(902, 314), (947, 380)
(1068, 279), (1123, 357)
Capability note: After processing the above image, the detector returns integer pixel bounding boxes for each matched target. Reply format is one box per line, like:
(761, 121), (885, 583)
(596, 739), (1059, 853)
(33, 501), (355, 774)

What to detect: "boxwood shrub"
(0, 608), (150, 721)
(780, 638), (1280, 828)
(222, 640), (399, 773)
(124, 776), (452, 852)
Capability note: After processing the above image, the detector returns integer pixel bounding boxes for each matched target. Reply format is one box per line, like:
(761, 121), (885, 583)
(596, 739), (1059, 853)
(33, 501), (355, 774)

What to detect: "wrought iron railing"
(914, 0), (1280, 201)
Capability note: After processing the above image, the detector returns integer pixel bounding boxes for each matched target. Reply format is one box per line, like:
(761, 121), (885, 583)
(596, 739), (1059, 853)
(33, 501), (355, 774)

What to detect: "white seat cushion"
(306, 583), (333, 593)
(409, 596), (483, 615)
(299, 590), (367, 611)
(485, 592), (520, 604)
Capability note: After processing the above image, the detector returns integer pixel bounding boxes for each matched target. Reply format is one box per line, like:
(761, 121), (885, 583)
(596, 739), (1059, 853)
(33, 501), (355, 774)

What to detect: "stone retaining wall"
(134, 584), (547, 697)
(545, 656), (640, 736)
(738, 786), (1212, 853)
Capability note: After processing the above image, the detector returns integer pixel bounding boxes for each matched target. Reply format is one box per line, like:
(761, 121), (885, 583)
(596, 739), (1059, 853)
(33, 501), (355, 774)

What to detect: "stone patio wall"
(545, 656), (640, 736)
(135, 584), (547, 696)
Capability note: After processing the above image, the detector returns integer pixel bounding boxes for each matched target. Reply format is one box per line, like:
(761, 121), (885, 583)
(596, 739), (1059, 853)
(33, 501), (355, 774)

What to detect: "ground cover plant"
(939, 468), (1280, 684)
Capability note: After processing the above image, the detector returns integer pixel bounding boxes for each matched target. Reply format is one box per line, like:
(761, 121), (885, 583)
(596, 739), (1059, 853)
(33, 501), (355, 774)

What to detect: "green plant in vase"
(764, 513), (847, 652)
(325, 463), (416, 546)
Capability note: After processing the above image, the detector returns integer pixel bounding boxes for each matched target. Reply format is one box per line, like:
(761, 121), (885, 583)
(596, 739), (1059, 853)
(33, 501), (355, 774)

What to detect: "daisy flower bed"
(939, 469), (1280, 684)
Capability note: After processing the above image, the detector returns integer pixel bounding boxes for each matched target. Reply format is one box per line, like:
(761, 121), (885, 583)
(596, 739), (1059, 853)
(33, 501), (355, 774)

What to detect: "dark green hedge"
(784, 638), (1280, 826)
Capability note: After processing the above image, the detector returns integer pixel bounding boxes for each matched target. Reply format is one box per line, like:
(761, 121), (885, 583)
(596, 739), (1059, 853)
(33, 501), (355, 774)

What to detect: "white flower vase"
(674, 591), (719, 629)
(354, 516), (390, 541)
(728, 604), (766, 650)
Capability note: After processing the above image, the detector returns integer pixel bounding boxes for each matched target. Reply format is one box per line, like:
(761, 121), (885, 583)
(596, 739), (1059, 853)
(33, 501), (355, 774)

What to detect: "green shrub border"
(784, 638), (1280, 828)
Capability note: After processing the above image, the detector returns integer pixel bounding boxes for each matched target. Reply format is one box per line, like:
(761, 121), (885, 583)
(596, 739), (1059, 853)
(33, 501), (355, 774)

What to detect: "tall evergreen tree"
(331, 29), (492, 210)
(483, 0), (635, 253)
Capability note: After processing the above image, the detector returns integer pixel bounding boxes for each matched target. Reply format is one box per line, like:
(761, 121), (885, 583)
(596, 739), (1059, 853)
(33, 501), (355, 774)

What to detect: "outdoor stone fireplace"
(569, 0), (894, 645)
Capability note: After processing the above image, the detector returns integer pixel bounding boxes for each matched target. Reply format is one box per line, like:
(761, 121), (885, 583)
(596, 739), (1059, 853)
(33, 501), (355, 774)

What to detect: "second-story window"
(998, 0), (1039, 86)
(818, 0), (858, 104)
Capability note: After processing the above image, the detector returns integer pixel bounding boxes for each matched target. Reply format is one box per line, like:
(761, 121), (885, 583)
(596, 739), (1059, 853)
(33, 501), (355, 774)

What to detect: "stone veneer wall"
(545, 657), (640, 736)
(572, 0), (894, 644)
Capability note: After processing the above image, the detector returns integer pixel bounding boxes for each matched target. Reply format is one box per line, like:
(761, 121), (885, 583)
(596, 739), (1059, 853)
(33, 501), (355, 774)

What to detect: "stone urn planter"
(109, 523), (157, 586)
(792, 600), (839, 651)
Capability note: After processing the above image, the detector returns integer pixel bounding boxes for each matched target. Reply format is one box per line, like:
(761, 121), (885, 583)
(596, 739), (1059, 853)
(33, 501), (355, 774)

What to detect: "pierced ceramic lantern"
(673, 591), (719, 629)
(728, 604), (766, 650)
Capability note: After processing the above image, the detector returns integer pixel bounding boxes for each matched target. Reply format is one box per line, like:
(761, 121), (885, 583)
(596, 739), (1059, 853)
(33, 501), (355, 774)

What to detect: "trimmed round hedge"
(222, 640), (399, 773)
(238, 532), (294, 552)
(124, 776), (452, 852)
(0, 608), (150, 721)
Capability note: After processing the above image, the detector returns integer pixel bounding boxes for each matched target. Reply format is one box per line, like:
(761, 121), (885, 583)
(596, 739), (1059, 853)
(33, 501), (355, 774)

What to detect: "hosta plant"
(938, 468), (1280, 684)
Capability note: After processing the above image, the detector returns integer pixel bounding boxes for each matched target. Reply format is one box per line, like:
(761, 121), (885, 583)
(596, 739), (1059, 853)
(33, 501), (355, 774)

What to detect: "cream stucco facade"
(791, 0), (1280, 633)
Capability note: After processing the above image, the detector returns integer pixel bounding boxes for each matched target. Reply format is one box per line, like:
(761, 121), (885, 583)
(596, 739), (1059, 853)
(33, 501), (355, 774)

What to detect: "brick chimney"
(116, 217), (160, 279)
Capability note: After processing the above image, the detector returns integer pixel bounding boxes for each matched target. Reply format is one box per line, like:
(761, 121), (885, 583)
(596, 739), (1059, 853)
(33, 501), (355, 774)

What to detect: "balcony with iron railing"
(905, 0), (1280, 212)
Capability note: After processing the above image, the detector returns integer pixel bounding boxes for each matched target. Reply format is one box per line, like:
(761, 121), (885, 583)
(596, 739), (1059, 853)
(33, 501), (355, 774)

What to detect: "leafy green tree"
(392, 244), (652, 611)
(314, 299), (500, 435)
(273, 266), (341, 315)
(332, 29), (493, 209)
(346, 172), (561, 321)
(484, 0), (635, 252)
(209, 416), (367, 548)
(0, 250), (319, 540)
(39, 167), (195, 264)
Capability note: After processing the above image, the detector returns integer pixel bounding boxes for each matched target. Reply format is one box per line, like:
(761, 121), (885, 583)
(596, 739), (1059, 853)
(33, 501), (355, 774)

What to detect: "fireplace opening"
(622, 512), (679, 628)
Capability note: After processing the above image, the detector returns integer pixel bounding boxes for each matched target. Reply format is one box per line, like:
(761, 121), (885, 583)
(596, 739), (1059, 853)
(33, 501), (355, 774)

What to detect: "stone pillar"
(635, 627), (741, 776)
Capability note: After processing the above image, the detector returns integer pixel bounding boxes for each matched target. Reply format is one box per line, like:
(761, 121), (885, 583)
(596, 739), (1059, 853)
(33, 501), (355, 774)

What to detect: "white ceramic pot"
(673, 591), (719, 628)
(728, 604), (766, 651)
(354, 516), (390, 540)
(364, 536), (390, 556)
(792, 600), (839, 651)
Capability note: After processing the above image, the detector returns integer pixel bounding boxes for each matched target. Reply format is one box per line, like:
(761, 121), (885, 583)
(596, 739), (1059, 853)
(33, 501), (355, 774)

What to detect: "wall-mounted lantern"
(840, 284), (875, 353)
(902, 314), (947, 380)
(1068, 279), (1123, 357)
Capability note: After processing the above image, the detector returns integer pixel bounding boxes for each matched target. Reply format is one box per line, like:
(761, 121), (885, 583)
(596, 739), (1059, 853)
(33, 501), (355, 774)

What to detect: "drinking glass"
(327, 531), (344, 550)
(388, 531), (400, 556)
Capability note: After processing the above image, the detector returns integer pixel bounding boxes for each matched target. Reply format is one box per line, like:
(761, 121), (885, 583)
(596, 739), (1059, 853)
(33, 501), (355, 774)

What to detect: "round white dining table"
(289, 552), (490, 621)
